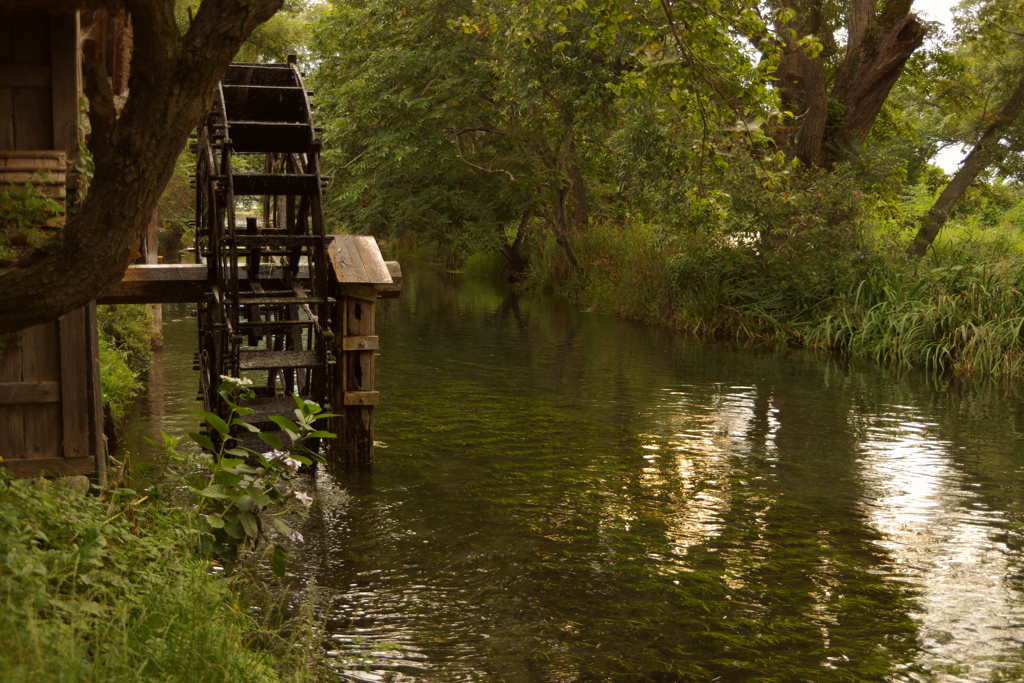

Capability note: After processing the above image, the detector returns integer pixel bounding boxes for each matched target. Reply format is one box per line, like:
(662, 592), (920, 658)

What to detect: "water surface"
(129, 267), (1024, 682)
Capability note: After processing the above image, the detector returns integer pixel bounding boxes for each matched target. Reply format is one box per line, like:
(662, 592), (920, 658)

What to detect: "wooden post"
(85, 301), (106, 486)
(331, 288), (377, 466)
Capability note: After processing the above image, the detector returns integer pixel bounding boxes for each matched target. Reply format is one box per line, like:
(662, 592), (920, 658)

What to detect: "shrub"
(0, 472), (302, 683)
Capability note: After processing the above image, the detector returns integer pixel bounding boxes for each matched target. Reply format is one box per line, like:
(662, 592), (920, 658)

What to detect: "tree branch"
(0, 0), (283, 333)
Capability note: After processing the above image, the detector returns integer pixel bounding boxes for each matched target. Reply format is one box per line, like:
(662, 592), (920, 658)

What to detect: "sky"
(910, 0), (963, 172)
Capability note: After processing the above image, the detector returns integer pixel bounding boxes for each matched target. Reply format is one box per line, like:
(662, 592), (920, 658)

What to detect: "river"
(121, 264), (1024, 682)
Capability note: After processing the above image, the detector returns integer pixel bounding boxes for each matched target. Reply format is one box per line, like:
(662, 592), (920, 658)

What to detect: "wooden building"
(0, 5), (117, 482)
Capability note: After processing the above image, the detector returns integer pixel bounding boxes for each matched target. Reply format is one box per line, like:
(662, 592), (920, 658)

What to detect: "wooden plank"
(0, 65), (51, 88)
(376, 262), (403, 298)
(97, 263), (314, 304)
(59, 308), (89, 459)
(238, 349), (317, 370)
(328, 235), (392, 285)
(342, 335), (378, 351)
(242, 395), (312, 423)
(0, 151), (66, 166)
(0, 171), (65, 183)
(328, 235), (366, 283)
(343, 391), (379, 406)
(50, 11), (79, 156)
(385, 260), (402, 283)
(22, 321), (62, 459)
(0, 380), (60, 403)
(0, 456), (95, 479)
(0, 331), (26, 459)
(351, 235), (393, 283)
(336, 283), (378, 301)
(13, 87), (53, 149)
(0, 88), (14, 149)
(85, 301), (105, 486)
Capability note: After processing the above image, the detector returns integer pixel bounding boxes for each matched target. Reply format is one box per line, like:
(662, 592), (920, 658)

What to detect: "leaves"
(143, 379), (337, 574)
(269, 544), (286, 577)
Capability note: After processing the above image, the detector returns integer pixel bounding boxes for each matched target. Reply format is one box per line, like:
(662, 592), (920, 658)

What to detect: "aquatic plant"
(149, 377), (337, 573)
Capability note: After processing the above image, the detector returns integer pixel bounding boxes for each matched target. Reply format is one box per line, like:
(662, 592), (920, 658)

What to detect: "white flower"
(220, 375), (253, 387)
(290, 490), (313, 506)
(263, 449), (302, 469)
(289, 530), (304, 543)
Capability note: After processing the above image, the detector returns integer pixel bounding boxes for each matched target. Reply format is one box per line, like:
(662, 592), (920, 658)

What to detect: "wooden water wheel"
(194, 59), (333, 447)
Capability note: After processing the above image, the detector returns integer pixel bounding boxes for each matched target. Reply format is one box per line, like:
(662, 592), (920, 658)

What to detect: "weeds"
(0, 471), (310, 683)
(523, 200), (1024, 382)
(0, 179), (63, 263)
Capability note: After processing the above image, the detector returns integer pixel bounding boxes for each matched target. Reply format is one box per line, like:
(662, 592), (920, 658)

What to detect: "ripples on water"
(127, 270), (1024, 682)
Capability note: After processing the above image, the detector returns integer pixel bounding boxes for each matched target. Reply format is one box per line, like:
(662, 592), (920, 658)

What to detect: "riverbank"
(513, 218), (1024, 382)
(0, 470), (317, 683)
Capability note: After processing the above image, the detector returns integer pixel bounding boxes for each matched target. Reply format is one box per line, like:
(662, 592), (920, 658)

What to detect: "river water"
(123, 265), (1024, 683)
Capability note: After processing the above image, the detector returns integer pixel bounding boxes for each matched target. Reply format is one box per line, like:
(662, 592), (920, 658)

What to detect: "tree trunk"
(0, 0), (282, 333)
(546, 187), (582, 274)
(830, 2), (927, 151)
(907, 71), (1024, 257)
(770, 0), (926, 167)
(771, 1), (827, 163)
(500, 210), (531, 277)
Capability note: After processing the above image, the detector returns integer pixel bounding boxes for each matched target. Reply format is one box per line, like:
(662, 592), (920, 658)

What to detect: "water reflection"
(858, 408), (1024, 681)
(115, 303), (203, 462)
(121, 268), (1024, 682)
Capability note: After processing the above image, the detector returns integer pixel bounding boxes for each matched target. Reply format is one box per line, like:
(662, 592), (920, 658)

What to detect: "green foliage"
(0, 181), (63, 263)
(149, 377), (336, 570)
(544, 158), (1024, 382)
(175, 0), (314, 63)
(157, 148), (195, 258)
(0, 471), (304, 683)
(310, 0), (779, 269)
(808, 241), (1024, 378)
(97, 305), (157, 428)
(98, 304), (157, 375)
(98, 337), (142, 426)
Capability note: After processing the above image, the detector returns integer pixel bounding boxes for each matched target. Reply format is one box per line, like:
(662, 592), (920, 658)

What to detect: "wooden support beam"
(59, 307), (89, 459)
(341, 335), (378, 351)
(330, 293), (376, 466)
(85, 301), (106, 487)
(97, 257), (402, 305)
(0, 456), (95, 479)
(343, 391), (379, 406)
(0, 380), (60, 403)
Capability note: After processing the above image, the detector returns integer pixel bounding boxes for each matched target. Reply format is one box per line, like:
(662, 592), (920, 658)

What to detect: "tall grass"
(528, 218), (1024, 382)
(808, 243), (1024, 378)
(0, 474), (317, 683)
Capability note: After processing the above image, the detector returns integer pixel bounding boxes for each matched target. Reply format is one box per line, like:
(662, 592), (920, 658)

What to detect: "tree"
(906, 0), (1024, 256)
(0, 0), (282, 333)
(769, 0), (928, 168)
(312, 0), (620, 273)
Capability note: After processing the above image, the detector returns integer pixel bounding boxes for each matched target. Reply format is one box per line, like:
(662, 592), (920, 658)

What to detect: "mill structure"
(0, 22), (398, 480)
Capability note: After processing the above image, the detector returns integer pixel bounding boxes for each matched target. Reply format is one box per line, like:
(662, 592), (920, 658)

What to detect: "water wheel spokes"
(194, 59), (333, 455)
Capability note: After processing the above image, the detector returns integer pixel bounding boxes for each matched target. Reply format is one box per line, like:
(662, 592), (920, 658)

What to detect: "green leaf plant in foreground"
(148, 376), (338, 575)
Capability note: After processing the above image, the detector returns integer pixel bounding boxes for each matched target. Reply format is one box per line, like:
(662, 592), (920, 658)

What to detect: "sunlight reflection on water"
(857, 409), (1024, 681)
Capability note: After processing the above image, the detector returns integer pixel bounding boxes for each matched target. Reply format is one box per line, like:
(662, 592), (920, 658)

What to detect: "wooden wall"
(0, 306), (104, 479)
(0, 8), (106, 482)
(0, 11), (79, 156)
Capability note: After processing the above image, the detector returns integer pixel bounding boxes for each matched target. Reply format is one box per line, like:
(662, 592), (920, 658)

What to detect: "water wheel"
(194, 59), (333, 450)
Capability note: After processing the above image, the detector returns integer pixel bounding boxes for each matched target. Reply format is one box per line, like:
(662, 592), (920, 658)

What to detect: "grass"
(520, 207), (1024, 382)
(0, 472), (318, 683)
